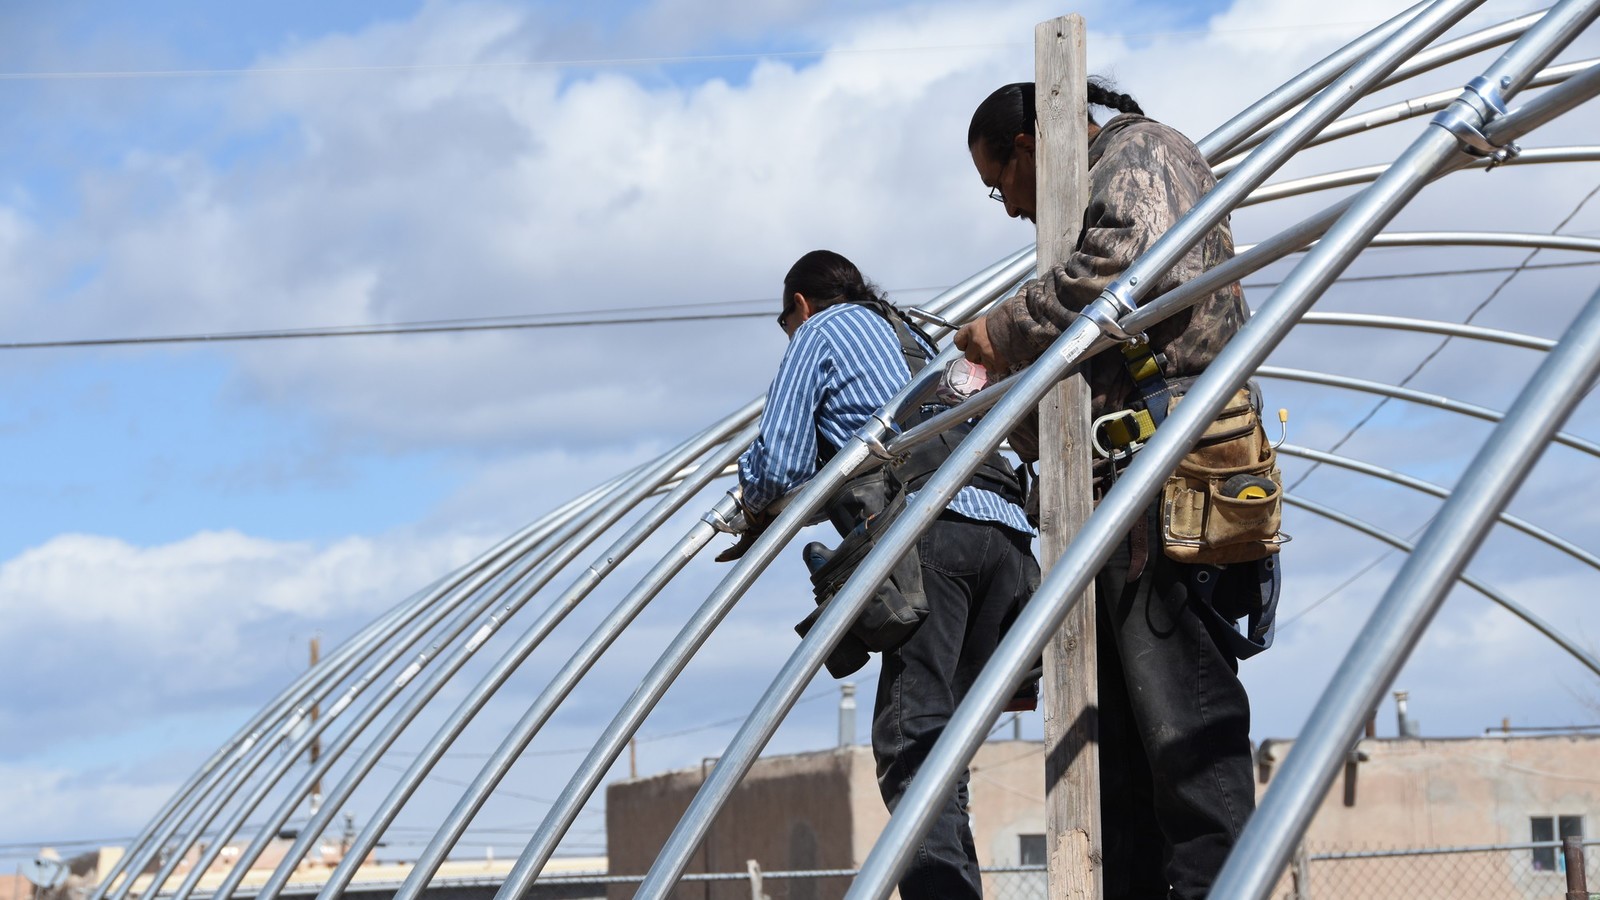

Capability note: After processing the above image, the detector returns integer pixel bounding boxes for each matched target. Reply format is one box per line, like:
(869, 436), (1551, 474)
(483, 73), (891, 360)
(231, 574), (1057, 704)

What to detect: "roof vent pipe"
(839, 683), (857, 748)
(1394, 690), (1420, 738)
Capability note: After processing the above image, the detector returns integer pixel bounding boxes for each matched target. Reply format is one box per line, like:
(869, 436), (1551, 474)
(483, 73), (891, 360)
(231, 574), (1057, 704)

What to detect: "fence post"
(1291, 844), (1311, 900)
(1033, 13), (1097, 900)
(746, 859), (767, 900)
(1563, 837), (1587, 900)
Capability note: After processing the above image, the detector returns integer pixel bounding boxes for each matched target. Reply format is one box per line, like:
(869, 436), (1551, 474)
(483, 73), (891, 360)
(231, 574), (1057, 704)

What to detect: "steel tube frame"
(1485, 48), (1600, 137)
(1300, 311), (1557, 347)
(1218, 58), (1593, 175)
(1288, 442), (1600, 571)
(89, 585), (430, 900)
(1243, 146), (1600, 206)
(378, 494), (737, 900)
(316, 421), (758, 900)
(847, 2), (1599, 893)
(484, 250), (1037, 900)
(106, 477), (618, 900)
(111, 2), (1600, 892)
(1279, 455), (1600, 678)
(1207, 8), (1564, 161)
(203, 414), (751, 900)
(637, 2), (1495, 893)
(898, 227), (1598, 455)
(131, 474), (630, 900)
(1218, 280), (1600, 896)
(1219, 0), (1600, 890)
(1261, 367), (1600, 458)
(1198, 1), (1427, 160)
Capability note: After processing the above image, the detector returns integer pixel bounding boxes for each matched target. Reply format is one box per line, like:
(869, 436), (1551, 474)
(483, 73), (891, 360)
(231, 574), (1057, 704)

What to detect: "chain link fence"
(529, 864), (1046, 900)
(1287, 839), (1600, 899)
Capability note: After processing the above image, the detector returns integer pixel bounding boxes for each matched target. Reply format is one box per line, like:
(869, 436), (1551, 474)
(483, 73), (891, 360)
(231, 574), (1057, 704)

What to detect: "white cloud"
(0, 527), (491, 750)
(7, 0), (1600, 867)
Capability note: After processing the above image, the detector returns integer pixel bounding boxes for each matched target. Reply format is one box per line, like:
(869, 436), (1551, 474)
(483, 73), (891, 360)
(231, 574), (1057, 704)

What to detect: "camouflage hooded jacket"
(984, 114), (1249, 461)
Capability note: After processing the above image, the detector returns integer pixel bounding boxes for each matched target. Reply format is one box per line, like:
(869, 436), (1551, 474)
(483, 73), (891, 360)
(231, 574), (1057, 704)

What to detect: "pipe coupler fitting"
(704, 489), (745, 534)
(1432, 75), (1521, 166)
(1080, 285), (1139, 342)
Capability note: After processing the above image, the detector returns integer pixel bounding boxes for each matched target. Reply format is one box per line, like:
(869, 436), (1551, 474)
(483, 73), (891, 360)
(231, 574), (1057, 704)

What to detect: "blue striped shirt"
(738, 303), (1033, 535)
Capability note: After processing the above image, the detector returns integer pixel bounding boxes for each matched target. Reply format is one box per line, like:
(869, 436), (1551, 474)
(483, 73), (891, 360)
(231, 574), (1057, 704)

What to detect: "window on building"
(1531, 815), (1584, 871)
(1019, 834), (1047, 867)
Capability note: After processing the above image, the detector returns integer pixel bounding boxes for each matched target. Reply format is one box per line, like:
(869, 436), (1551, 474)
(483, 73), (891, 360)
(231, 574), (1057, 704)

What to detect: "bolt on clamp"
(704, 490), (745, 533)
(1432, 75), (1522, 168)
(1081, 284), (1139, 342)
(863, 414), (902, 462)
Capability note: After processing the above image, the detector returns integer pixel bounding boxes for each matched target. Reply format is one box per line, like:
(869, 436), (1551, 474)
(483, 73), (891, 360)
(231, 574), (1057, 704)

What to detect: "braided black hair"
(967, 77), (1144, 161)
(782, 250), (891, 318)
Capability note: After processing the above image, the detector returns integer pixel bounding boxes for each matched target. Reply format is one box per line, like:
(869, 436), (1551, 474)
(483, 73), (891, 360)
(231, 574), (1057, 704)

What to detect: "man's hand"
(954, 316), (1010, 374)
(714, 502), (775, 563)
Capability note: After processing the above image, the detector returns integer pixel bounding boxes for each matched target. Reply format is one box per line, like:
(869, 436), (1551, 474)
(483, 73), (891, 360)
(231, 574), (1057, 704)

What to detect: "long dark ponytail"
(783, 250), (891, 317)
(967, 77), (1143, 160)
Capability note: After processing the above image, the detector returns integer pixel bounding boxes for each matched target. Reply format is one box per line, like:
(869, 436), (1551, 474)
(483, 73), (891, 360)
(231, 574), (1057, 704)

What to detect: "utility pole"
(1034, 14), (1099, 900)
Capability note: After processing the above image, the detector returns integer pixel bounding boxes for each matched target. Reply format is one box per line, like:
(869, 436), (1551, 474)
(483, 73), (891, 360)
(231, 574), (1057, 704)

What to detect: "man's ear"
(1014, 132), (1035, 158)
(793, 292), (814, 322)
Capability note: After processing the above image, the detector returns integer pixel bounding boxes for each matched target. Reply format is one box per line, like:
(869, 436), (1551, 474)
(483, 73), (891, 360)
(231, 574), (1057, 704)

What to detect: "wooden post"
(1564, 836), (1588, 900)
(1034, 15), (1098, 900)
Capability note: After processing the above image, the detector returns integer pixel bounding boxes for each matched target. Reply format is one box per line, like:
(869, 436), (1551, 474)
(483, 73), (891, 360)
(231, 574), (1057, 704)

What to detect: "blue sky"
(2, 0), (1598, 879)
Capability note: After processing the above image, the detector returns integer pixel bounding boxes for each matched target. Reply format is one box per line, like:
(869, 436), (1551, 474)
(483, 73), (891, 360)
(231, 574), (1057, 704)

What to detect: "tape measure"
(1221, 473), (1278, 501)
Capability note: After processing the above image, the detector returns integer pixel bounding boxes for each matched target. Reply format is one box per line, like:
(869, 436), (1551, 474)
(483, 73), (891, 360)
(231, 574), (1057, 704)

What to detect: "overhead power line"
(4, 260), (1596, 352)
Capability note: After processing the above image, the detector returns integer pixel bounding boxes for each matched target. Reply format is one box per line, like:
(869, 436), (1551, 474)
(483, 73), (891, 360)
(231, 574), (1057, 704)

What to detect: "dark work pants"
(872, 513), (1040, 900)
(1097, 505), (1256, 900)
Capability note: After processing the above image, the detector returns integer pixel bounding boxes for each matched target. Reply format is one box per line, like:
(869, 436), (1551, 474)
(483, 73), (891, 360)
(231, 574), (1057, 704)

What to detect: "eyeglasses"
(777, 302), (795, 331)
(988, 152), (1016, 205)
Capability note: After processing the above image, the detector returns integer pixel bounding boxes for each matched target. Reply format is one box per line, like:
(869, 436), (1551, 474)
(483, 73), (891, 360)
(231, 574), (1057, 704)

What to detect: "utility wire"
(1278, 517), (1435, 629)
(7, 261), (1596, 352)
(1287, 180), (1600, 493)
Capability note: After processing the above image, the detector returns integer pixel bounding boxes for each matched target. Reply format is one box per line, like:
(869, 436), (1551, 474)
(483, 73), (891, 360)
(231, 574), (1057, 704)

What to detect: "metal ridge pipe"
(319, 421), (758, 900)
(1298, 312), (1557, 348)
(1089, 0), (1488, 333)
(1260, 367), (1600, 459)
(1199, 1), (1428, 160)
(1242, 146), (1600, 205)
(639, 3), (1497, 892)
(107, 475), (619, 900)
(204, 416), (746, 900)
(132, 472), (630, 900)
(89, 586), (427, 900)
(1279, 443), (1600, 584)
(485, 250), (1037, 900)
(1223, 281), (1600, 894)
(1218, 58), (1595, 174)
(1210, 1), (1600, 890)
(1285, 493), (1600, 679)
(1487, 49), (1600, 139)
(848, 1), (1598, 892)
(380, 494), (738, 900)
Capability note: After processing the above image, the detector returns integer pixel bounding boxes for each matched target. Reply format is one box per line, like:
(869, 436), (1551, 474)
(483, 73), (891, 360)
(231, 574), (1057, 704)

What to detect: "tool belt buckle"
(1092, 409), (1147, 461)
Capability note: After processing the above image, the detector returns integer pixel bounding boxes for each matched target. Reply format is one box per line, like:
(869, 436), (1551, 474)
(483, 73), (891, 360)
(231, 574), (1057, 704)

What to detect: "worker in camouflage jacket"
(957, 80), (1261, 900)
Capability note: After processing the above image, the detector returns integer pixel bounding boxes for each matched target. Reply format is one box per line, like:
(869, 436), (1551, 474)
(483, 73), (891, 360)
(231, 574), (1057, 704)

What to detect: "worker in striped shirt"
(732, 249), (1037, 900)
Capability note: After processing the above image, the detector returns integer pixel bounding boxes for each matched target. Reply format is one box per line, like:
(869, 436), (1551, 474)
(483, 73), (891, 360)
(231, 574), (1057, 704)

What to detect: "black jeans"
(872, 513), (1040, 900)
(1098, 505), (1256, 900)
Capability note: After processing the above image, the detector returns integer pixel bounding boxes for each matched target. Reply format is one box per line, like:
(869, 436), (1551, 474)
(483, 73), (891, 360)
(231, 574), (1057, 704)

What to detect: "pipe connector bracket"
(1432, 75), (1521, 168)
(704, 489), (744, 534)
(863, 414), (902, 462)
(1081, 285), (1138, 343)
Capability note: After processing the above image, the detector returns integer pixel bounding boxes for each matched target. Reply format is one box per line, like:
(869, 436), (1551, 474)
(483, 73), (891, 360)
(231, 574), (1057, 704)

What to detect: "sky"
(2, 0), (1599, 879)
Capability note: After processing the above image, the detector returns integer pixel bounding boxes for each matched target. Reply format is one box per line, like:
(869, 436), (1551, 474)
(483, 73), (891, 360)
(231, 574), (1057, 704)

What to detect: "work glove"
(714, 502), (775, 563)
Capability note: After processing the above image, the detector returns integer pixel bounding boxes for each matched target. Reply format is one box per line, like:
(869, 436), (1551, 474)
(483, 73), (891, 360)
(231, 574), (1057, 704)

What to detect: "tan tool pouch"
(1160, 387), (1285, 564)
